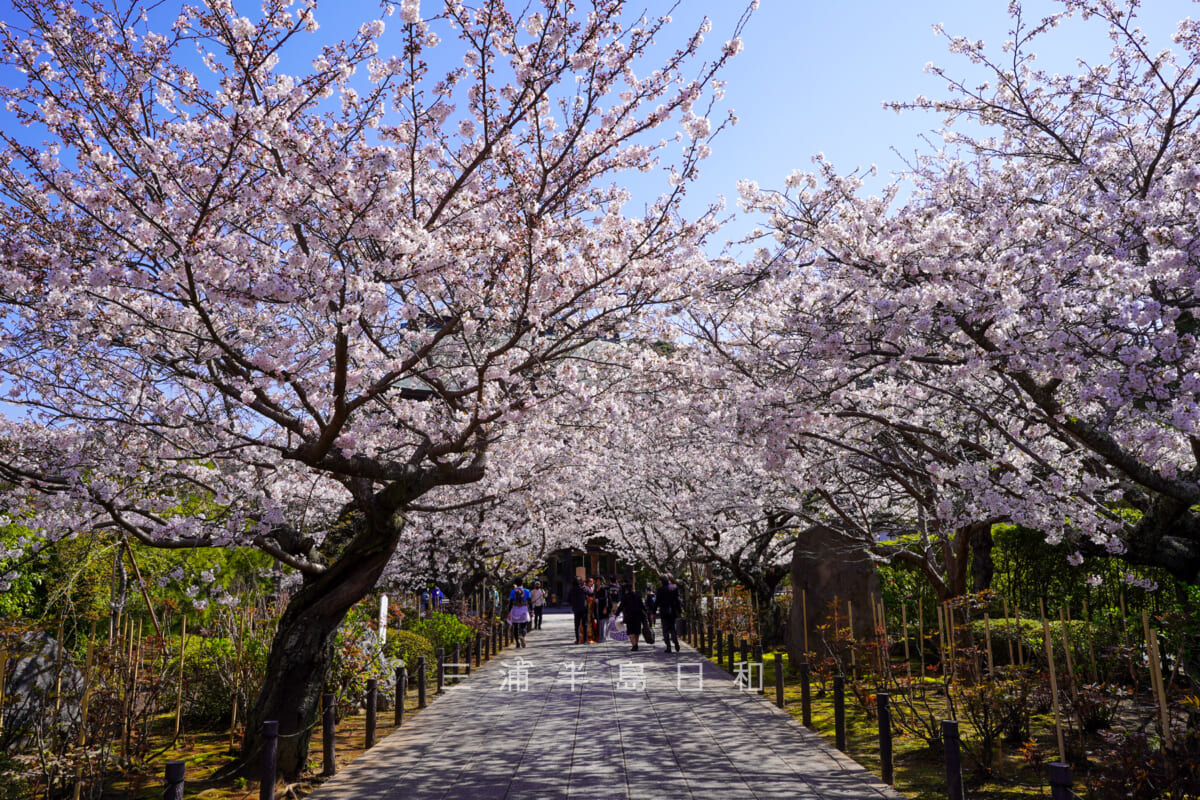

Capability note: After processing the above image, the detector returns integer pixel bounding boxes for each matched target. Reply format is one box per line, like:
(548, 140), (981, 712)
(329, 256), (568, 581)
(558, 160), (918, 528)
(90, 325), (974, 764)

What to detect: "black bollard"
(716, 629), (724, 665)
(833, 675), (846, 752)
(701, 623), (708, 656)
(322, 693), (336, 776)
(774, 652), (785, 708)
(164, 761), (185, 800)
(878, 692), (893, 785)
(740, 639), (749, 669)
(417, 657), (427, 708)
(394, 667), (406, 727)
(1048, 763), (1072, 800)
(365, 678), (377, 749)
(943, 719), (963, 800)
(492, 623), (499, 656)
(799, 661), (813, 728)
(437, 648), (446, 694)
(754, 644), (765, 695)
(475, 633), (482, 668)
(727, 633), (736, 673)
(260, 721), (278, 800)
(453, 644), (461, 679)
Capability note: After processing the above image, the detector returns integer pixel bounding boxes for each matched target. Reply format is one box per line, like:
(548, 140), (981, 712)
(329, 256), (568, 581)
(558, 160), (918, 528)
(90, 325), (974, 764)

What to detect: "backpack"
(512, 589), (528, 607)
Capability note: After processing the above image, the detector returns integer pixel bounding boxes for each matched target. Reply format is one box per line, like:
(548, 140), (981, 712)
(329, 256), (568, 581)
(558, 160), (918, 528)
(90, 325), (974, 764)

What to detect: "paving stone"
(306, 611), (905, 800)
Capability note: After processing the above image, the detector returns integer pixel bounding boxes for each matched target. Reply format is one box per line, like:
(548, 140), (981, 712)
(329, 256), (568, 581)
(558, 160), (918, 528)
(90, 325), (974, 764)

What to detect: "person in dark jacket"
(593, 578), (612, 641)
(615, 582), (648, 652)
(657, 574), (682, 653)
(567, 576), (589, 644)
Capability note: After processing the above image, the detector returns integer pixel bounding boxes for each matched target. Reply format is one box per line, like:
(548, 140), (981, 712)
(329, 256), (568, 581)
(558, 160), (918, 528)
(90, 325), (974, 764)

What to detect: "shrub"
(329, 604), (391, 719)
(182, 635), (269, 723)
(384, 630), (435, 679)
(409, 612), (474, 654)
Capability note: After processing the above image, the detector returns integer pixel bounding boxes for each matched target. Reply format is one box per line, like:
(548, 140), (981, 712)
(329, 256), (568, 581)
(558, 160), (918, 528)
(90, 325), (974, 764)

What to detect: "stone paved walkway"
(307, 611), (904, 799)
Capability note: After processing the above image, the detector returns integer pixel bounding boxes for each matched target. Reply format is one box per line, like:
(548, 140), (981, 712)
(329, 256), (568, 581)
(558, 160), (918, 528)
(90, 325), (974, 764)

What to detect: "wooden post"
(754, 643), (765, 695)
(53, 616), (65, 714)
(918, 596), (925, 674)
(365, 679), (378, 749)
(871, 596), (881, 673)
(901, 600), (913, 701)
(437, 648), (445, 694)
(164, 761), (185, 800)
(1082, 600), (1099, 684)
(1041, 608), (1066, 763)
(71, 621), (97, 800)
(799, 661), (812, 728)
(774, 652), (785, 708)
(943, 719), (964, 800)
(394, 667), (406, 727)
(321, 693), (336, 776)
(878, 692), (893, 786)
(260, 720), (278, 800)
(833, 674), (846, 752)
(984, 614), (995, 680)
(1003, 598), (1015, 666)
(417, 657), (427, 709)
(936, 603), (947, 672)
(174, 615), (186, 738)
(1049, 762), (1073, 800)
(1143, 612), (1172, 747)
(1015, 605), (1025, 666)
(1058, 609), (1077, 690)
(801, 589), (809, 658)
(878, 597), (890, 679)
(0, 647), (6, 735)
(847, 599), (856, 674)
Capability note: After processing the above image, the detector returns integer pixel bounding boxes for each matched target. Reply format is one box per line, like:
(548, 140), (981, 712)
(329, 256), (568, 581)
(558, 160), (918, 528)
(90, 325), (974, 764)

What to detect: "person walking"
(531, 580), (547, 631)
(593, 577), (612, 641)
(567, 576), (589, 644)
(615, 582), (648, 652)
(584, 576), (597, 642)
(657, 574), (682, 653)
(508, 579), (532, 647)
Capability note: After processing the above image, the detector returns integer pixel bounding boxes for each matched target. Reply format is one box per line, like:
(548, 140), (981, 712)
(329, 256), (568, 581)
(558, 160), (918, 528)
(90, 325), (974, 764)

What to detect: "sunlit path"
(306, 612), (902, 800)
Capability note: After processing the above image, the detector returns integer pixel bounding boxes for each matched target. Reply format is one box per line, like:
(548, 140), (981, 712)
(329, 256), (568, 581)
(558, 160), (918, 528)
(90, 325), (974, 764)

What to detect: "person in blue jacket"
(507, 579), (532, 647)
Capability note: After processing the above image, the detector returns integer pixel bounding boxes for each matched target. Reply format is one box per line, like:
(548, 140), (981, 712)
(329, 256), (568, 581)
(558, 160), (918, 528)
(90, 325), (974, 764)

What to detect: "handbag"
(643, 623), (654, 644)
(608, 614), (629, 642)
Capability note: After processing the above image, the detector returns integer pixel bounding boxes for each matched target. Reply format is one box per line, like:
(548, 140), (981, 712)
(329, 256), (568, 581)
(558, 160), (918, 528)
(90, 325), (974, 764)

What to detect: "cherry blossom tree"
(0, 0), (748, 775)
(729, 0), (1200, 587)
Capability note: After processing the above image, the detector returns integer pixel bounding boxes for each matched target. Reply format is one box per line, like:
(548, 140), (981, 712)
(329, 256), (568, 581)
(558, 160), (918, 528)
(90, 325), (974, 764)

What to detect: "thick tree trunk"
(239, 515), (403, 779)
(970, 524), (994, 593)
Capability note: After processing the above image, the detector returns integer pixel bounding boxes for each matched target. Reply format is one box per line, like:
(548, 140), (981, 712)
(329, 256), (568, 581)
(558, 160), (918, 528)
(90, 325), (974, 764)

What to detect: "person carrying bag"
(508, 579), (532, 647)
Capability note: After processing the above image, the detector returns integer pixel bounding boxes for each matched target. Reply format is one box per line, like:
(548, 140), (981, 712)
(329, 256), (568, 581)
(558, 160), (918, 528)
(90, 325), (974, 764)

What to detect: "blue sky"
(684, 0), (1198, 231)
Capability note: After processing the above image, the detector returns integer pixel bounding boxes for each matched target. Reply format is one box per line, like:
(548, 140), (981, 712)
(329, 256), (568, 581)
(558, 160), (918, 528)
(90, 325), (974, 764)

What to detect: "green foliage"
(384, 629), (435, 679)
(408, 611), (474, 653)
(181, 631), (270, 723)
(329, 601), (392, 719)
(0, 752), (33, 800)
(0, 525), (47, 618)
